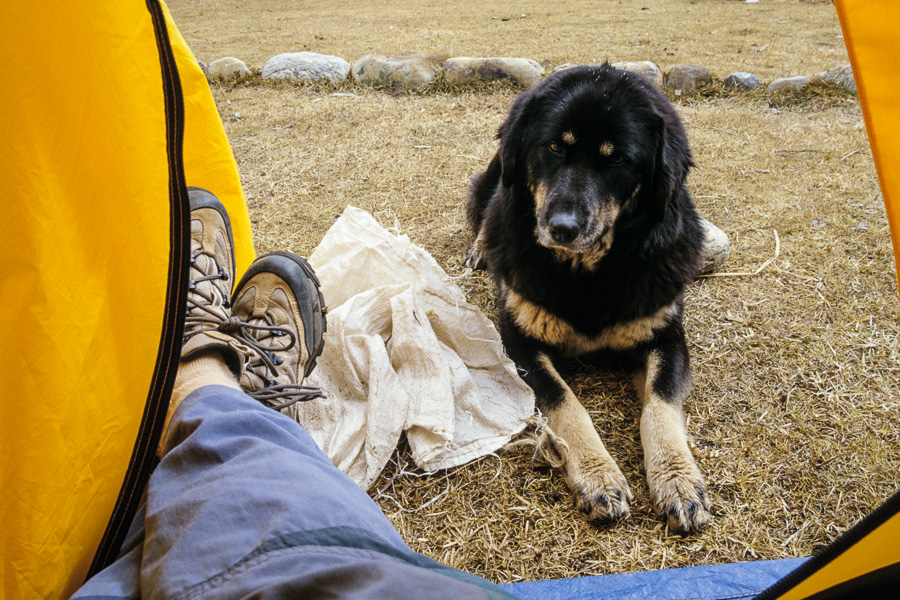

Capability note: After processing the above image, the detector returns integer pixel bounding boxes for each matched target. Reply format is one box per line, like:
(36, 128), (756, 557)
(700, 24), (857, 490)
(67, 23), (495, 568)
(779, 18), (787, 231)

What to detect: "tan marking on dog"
(474, 226), (485, 250)
(505, 289), (678, 354)
(539, 355), (608, 459)
(531, 180), (550, 213)
(465, 226), (487, 269)
(621, 184), (641, 215)
(537, 353), (632, 520)
(636, 351), (710, 533)
(553, 241), (610, 271)
(599, 141), (616, 157)
(527, 165), (551, 214)
(562, 131), (577, 145)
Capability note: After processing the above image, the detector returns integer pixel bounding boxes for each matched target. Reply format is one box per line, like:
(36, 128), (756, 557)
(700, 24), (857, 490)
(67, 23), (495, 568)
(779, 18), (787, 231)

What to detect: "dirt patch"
(169, 0), (898, 584)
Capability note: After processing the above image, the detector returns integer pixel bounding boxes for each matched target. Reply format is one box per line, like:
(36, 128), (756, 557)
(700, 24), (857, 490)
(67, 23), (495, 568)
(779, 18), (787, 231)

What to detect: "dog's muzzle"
(539, 201), (600, 251)
(537, 194), (619, 256)
(547, 209), (583, 245)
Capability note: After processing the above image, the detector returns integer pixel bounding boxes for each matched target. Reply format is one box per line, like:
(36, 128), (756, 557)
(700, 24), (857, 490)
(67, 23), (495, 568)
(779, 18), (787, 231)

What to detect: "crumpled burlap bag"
(288, 206), (535, 489)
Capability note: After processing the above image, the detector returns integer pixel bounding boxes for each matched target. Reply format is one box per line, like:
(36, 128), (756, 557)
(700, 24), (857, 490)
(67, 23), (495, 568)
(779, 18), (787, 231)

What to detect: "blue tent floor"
(501, 557), (807, 600)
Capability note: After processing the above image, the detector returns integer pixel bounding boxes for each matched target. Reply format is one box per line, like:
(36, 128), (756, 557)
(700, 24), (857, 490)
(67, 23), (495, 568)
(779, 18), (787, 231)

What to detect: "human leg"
(74, 189), (517, 599)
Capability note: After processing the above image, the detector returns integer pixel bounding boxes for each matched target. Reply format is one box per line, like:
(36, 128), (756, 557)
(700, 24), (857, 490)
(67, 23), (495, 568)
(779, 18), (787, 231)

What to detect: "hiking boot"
(230, 251), (327, 410)
(180, 187), (250, 374)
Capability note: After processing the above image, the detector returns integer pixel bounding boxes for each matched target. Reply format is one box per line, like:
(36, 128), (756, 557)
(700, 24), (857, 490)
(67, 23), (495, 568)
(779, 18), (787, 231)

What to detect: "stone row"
(204, 52), (856, 96)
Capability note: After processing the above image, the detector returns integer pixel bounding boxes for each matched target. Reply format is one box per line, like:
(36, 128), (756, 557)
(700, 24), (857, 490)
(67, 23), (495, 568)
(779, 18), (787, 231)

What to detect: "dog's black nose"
(548, 213), (580, 244)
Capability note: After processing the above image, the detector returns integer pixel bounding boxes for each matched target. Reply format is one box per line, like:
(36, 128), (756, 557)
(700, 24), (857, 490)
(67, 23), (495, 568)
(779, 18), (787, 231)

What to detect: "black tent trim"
(85, 0), (190, 579)
(756, 487), (900, 600)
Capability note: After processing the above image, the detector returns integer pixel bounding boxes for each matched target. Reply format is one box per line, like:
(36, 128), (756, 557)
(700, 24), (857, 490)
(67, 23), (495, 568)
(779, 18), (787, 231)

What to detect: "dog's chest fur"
(499, 253), (681, 355)
(486, 207), (691, 338)
(503, 282), (678, 355)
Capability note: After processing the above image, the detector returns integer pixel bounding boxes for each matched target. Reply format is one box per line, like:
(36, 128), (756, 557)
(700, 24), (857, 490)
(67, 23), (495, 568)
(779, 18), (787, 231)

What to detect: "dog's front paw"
(463, 244), (487, 271)
(568, 455), (634, 523)
(647, 460), (710, 534)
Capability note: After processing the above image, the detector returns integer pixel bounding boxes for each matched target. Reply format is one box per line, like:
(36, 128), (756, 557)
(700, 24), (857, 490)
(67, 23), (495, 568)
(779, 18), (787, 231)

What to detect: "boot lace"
(183, 249), (233, 340)
(237, 312), (324, 410)
(184, 250), (323, 410)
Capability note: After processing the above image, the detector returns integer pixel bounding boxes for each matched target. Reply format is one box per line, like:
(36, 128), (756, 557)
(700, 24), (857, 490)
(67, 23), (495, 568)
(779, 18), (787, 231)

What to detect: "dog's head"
(498, 64), (693, 261)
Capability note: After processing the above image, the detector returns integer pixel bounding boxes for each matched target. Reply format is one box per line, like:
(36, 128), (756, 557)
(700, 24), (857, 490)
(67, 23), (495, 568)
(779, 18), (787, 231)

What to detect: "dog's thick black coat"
(466, 64), (710, 534)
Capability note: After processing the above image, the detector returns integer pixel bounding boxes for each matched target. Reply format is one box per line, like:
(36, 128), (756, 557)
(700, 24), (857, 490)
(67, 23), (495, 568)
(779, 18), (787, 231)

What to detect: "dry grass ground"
(169, 0), (900, 584)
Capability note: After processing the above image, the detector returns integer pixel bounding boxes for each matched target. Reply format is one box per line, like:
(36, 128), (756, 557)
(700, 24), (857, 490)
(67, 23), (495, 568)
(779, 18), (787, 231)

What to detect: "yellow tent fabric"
(834, 0), (900, 295)
(2, 0), (898, 599)
(0, 2), (253, 598)
(166, 4), (255, 271)
(758, 0), (900, 597)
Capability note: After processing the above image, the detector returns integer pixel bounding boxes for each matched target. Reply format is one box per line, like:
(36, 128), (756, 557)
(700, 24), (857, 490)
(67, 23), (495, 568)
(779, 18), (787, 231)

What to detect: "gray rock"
(207, 57), (251, 80)
(767, 76), (810, 94)
(611, 61), (663, 88)
(261, 52), (351, 83)
(818, 64), (856, 94)
(665, 64), (713, 94)
(352, 54), (440, 89)
(551, 63), (579, 74)
(443, 57), (544, 88)
(723, 71), (760, 91)
(698, 217), (730, 274)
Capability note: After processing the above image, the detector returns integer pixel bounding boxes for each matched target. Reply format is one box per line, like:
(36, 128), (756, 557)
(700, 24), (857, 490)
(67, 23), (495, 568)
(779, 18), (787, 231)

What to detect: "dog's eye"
(548, 141), (564, 154)
(608, 156), (626, 166)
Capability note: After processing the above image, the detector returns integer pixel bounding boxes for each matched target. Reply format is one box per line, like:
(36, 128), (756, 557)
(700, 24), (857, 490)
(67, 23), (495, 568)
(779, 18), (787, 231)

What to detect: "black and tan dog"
(466, 64), (710, 534)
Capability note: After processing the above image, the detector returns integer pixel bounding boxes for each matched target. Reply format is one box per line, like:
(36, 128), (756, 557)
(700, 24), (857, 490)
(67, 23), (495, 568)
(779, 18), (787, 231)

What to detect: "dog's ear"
(649, 109), (694, 222)
(498, 91), (537, 189)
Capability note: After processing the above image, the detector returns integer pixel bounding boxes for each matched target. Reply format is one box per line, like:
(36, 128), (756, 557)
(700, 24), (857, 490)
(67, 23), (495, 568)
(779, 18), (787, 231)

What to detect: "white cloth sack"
(288, 206), (534, 489)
